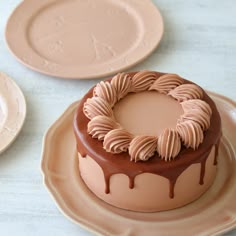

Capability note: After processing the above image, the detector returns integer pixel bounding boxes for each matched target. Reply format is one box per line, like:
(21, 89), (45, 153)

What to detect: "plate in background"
(5, 0), (164, 79)
(0, 72), (26, 154)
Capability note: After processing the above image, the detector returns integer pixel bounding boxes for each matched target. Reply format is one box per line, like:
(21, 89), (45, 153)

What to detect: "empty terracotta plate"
(0, 72), (26, 154)
(41, 92), (236, 236)
(5, 0), (164, 79)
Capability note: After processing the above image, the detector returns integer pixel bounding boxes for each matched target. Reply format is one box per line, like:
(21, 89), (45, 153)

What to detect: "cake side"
(78, 146), (216, 212)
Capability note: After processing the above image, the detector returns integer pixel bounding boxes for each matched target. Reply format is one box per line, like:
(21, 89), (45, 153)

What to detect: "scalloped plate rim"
(41, 92), (236, 235)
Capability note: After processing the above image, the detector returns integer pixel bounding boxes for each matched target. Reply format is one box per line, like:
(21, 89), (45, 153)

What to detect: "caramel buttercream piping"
(168, 84), (203, 102)
(176, 121), (204, 149)
(157, 129), (181, 161)
(149, 74), (184, 94)
(181, 99), (212, 116)
(83, 97), (113, 120)
(129, 136), (157, 162)
(111, 73), (132, 101)
(103, 129), (133, 153)
(88, 116), (121, 141)
(93, 81), (117, 106)
(131, 70), (157, 92)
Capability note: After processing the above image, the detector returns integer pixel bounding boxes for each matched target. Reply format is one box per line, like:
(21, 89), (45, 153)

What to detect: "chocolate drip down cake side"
(73, 71), (221, 212)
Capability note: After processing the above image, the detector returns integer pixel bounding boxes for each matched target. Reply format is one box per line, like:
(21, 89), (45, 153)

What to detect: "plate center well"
(113, 91), (184, 136)
(27, 0), (141, 66)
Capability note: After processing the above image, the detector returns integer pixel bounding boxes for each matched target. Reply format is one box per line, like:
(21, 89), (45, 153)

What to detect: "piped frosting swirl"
(181, 99), (212, 116)
(178, 109), (210, 131)
(94, 81), (117, 106)
(176, 121), (204, 149)
(149, 74), (184, 94)
(168, 84), (203, 102)
(104, 129), (133, 153)
(111, 73), (132, 101)
(129, 136), (157, 162)
(83, 97), (113, 119)
(157, 129), (181, 161)
(83, 71), (212, 162)
(131, 70), (157, 92)
(88, 116), (121, 140)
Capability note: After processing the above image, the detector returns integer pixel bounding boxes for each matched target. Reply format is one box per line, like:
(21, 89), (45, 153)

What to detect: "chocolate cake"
(73, 71), (221, 212)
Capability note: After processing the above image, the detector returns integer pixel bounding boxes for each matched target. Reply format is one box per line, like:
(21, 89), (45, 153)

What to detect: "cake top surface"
(113, 91), (183, 136)
(81, 71), (213, 162)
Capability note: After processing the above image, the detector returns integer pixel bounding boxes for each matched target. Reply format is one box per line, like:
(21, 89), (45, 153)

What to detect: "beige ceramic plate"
(6, 0), (163, 79)
(0, 72), (26, 154)
(41, 92), (236, 236)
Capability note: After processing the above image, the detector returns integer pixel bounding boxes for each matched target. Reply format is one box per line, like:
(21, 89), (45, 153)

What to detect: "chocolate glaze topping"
(73, 72), (222, 198)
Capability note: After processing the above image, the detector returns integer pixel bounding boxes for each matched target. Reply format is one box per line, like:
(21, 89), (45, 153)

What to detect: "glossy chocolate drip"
(104, 173), (110, 194)
(76, 143), (86, 157)
(169, 179), (177, 199)
(214, 137), (221, 165)
(74, 72), (222, 199)
(128, 175), (135, 189)
(199, 155), (207, 185)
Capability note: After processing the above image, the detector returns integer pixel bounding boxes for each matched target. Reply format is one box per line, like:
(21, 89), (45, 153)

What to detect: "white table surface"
(0, 0), (236, 235)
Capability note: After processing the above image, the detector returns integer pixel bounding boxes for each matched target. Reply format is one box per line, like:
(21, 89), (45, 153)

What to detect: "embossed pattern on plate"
(41, 92), (236, 236)
(0, 72), (26, 154)
(5, 0), (164, 79)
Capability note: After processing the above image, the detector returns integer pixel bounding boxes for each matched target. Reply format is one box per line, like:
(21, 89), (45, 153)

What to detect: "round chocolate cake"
(73, 71), (221, 212)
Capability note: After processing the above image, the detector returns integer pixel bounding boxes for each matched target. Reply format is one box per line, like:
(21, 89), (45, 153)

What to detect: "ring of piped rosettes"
(83, 71), (212, 162)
